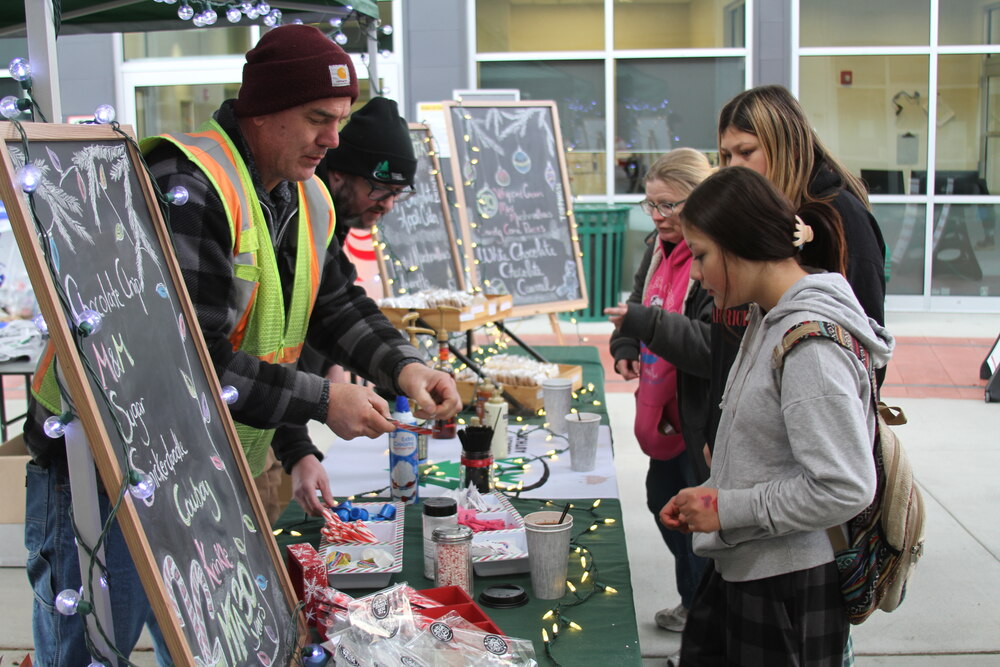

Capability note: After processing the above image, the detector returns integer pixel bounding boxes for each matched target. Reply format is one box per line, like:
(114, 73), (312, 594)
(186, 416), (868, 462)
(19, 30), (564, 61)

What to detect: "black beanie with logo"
(323, 97), (416, 186)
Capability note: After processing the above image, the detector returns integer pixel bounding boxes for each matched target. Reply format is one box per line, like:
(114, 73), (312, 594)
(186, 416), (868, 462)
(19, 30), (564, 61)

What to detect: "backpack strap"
(772, 320), (883, 554)
(772, 320), (873, 382)
(772, 320), (907, 428)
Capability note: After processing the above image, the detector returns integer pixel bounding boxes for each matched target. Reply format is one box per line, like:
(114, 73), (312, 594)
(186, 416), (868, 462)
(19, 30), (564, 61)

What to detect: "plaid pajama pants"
(679, 562), (848, 666)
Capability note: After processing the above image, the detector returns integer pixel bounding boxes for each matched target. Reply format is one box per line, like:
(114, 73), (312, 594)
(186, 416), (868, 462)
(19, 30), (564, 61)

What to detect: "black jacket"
(610, 233), (713, 482)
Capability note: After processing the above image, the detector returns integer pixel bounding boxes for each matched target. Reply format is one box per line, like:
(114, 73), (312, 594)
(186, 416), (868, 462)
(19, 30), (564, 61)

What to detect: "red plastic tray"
(416, 585), (504, 635)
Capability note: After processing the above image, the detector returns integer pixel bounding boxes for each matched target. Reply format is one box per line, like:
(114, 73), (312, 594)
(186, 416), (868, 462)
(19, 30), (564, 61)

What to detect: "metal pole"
(24, 0), (62, 122)
(366, 16), (379, 98)
(64, 420), (116, 663)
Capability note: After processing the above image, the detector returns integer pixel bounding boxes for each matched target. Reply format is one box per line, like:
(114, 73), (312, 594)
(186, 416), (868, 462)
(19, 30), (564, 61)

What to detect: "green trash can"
(560, 204), (630, 322)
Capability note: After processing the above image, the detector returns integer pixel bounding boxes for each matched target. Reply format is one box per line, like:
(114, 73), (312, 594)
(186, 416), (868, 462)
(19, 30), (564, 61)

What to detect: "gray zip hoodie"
(692, 271), (894, 582)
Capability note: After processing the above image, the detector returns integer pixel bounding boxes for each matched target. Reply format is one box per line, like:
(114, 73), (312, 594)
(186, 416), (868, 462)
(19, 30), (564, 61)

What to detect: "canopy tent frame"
(6, 0), (382, 122)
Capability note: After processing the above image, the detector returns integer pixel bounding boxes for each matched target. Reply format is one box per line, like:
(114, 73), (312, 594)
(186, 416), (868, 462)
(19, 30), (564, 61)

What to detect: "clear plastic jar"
(432, 524), (474, 594)
(422, 497), (458, 579)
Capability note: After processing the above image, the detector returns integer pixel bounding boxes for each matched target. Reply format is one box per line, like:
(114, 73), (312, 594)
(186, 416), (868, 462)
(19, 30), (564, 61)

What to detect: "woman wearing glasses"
(605, 148), (714, 637)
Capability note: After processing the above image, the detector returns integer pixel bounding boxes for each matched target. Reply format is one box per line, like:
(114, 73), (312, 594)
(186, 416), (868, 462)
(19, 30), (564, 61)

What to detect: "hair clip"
(793, 215), (814, 248)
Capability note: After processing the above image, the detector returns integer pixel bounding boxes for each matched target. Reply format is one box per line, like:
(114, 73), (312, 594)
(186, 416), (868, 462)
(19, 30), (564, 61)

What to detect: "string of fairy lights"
(4, 55), (314, 664)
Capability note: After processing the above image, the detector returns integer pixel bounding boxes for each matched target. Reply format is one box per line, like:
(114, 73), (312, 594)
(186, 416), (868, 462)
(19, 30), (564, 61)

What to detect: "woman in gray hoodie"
(660, 166), (894, 666)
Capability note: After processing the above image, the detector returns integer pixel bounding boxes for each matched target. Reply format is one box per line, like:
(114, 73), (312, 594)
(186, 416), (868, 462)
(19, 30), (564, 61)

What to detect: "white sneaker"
(654, 603), (688, 632)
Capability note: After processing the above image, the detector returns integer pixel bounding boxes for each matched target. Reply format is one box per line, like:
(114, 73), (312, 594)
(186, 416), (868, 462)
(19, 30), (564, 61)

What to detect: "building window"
(479, 60), (606, 195)
(614, 57), (744, 193)
(123, 27), (256, 60)
(476, 0), (605, 53)
(799, 0), (1000, 302)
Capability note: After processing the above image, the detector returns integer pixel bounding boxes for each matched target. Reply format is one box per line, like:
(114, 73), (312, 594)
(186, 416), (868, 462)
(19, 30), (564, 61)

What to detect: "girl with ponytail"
(659, 166), (894, 666)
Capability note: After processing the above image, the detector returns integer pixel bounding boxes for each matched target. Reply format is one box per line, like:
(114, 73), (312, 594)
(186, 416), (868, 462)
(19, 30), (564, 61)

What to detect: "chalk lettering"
(149, 429), (190, 487)
(194, 537), (235, 589)
(115, 257), (148, 314)
(108, 390), (150, 446)
(174, 476), (222, 526)
(217, 561), (260, 664)
(91, 332), (134, 389)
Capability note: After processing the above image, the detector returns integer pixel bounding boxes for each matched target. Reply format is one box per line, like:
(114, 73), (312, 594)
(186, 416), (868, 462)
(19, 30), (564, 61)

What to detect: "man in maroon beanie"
(141, 25), (460, 510)
(22, 23), (460, 665)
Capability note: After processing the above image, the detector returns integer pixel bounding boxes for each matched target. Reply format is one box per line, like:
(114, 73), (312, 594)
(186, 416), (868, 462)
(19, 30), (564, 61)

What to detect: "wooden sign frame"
(374, 123), (466, 296)
(442, 101), (588, 318)
(0, 122), (302, 665)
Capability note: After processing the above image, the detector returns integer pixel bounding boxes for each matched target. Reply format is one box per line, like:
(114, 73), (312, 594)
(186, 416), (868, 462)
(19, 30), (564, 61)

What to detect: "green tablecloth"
(275, 495), (640, 665)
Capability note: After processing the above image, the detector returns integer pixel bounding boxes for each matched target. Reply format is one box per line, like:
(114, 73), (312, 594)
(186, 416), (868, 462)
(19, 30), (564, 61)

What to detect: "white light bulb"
(227, 7), (242, 22)
(262, 12), (277, 27)
(380, 49), (391, 58)
(221, 385), (239, 404)
(240, 1), (253, 11)
(8, 58), (30, 82)
(344, 4), (353, 10)
(0, 96), (22, 119)
(178, 4), (194, 20)
(162, 0), (177, 3)
(55, 589), (81, 616)
(43, 415), (66, 439)
(203, 9), (218, 25)
(381, 24), (393, 36)
(334, 31), (348, 45)
(329, 17), (342, 28)
(192, 13), (206, 27)
(32, 313), (48, 335)
(167, 185), (189, 205)
(256, 1), (270, 14)
(75, 308), (103, 336)
(16, 164), (42, 193)
(129, 470), (156, 500)
(94, 104), (116, 124)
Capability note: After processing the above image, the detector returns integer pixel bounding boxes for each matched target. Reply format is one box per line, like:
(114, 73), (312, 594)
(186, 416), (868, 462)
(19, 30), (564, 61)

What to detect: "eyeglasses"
(365, 178), (415, 203)
(639, 199), (686, 217)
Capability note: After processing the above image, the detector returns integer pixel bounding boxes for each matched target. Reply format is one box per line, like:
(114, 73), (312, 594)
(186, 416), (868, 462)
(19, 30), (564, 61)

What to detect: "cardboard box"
(457, 364), (583, 412)
(380, 294), (513, 332)
(0, 434), (30, 566)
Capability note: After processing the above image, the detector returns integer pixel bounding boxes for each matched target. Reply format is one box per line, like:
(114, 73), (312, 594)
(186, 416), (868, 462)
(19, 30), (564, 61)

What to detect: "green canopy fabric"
(0, 0), (380, 37)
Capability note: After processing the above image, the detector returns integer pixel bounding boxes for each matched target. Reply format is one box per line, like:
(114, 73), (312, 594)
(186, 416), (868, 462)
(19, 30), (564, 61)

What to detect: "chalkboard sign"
(374, 123), (465, 296)
(0, 123), (300, 665)
(443, 101), (587, 317)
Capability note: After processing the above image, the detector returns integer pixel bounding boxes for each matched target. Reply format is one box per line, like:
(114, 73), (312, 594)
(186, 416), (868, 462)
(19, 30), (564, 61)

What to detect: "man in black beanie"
(317, 96), (417, 236)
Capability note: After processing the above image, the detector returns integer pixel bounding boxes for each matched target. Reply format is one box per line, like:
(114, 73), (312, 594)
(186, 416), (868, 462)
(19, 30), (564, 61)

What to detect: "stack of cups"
(541, 378), (574, 435)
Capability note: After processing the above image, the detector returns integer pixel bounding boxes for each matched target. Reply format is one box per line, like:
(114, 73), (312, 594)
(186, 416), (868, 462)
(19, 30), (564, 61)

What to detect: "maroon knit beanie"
(234, 25), (359, 117)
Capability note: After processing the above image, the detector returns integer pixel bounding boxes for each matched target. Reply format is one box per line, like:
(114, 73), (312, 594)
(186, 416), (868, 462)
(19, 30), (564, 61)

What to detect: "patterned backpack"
(773, 320), (926, 624)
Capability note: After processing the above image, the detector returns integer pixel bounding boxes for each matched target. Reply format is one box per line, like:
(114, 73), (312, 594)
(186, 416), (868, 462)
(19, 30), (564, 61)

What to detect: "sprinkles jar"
(432, 524), (474, 594)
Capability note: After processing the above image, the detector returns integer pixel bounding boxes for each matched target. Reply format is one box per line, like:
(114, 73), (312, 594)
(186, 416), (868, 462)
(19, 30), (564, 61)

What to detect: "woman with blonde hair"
(605, 147), (714, 634)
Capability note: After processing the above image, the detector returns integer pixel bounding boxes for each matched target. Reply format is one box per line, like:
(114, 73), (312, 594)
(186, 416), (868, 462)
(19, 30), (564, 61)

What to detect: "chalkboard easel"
(443, 101), (588, 323)
(374, 123), (466, 297)
(0, 122), (303, 665)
